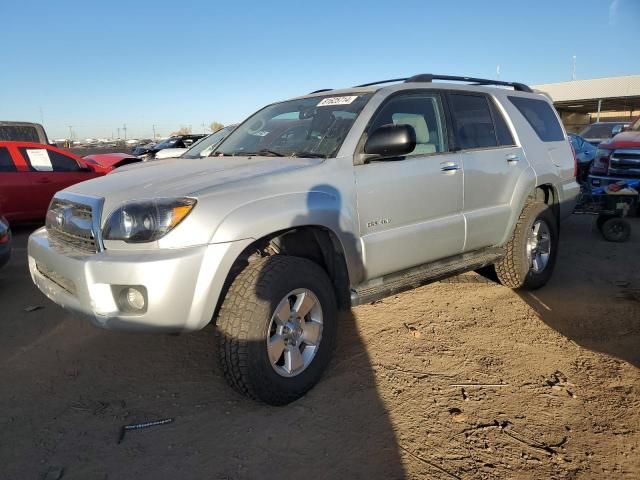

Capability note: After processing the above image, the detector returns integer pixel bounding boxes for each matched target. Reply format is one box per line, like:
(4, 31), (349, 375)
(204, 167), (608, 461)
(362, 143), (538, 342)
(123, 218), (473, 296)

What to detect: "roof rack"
(309, 88), (334, 94)
(353, 74), (533, 93)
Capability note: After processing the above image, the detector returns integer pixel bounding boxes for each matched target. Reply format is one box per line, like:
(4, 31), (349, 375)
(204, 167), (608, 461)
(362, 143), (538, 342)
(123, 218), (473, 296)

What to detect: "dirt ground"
(1, 215), (639, 479)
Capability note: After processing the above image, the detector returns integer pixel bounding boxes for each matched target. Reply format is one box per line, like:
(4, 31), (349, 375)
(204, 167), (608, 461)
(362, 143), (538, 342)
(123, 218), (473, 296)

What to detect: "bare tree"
(171, 126), (192, 135)
(210, 121), (224, 132)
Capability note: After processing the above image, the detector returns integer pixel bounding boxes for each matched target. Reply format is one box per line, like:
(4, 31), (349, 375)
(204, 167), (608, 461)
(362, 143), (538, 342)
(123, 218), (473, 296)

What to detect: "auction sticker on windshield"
(26, 149), (53, 171)
(317, 96), (358, 107)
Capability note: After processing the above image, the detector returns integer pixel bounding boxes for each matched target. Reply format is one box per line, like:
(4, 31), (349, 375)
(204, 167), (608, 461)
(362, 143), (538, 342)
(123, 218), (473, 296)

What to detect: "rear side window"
(449, 94), (498, 150)
(19, 147), (82, 172)
(0, 147), (17, 172)
(489, 100), (515, 146)
(509, 96), (564, 142)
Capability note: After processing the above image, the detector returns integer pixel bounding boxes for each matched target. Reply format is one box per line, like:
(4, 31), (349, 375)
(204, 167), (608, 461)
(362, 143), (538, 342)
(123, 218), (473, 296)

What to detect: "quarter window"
(508, 96), (564, 142)
(449, 94), (498, 150)
(0, 147), (16, 172)
(367, 93), (448, 155)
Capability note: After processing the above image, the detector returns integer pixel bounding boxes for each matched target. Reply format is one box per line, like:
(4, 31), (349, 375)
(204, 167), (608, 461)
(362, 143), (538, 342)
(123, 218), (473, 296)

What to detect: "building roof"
(532, 75), (640, 113)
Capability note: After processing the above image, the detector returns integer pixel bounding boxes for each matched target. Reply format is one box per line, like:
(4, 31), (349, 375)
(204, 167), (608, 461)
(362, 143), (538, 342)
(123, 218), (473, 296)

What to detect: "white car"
(152, 126), (236, 160)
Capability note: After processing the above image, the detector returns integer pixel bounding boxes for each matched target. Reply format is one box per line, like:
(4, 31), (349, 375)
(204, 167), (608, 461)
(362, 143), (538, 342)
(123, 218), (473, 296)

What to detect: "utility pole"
(117, 127), (120, 139)
(67, 125), (73, 140)
(201, 122), (206, 133)
(123, 123), (127, 141)
(572, 55), (577, 81)
(152, 124), (156, 140)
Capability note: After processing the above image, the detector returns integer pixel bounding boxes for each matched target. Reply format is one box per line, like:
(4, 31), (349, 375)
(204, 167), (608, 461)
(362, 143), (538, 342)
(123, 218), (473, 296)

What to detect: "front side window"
(509, 96), (564, 142)
(216, 93), (373, 158)
(449, 94), (498, 150)
(367, 93), (448, 155)
(20, 147), (82, 172)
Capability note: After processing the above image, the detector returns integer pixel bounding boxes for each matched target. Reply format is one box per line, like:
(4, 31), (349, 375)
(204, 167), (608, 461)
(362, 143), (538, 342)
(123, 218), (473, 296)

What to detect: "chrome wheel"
(527, 219), (551, 273)
(267, 288), (323, 378)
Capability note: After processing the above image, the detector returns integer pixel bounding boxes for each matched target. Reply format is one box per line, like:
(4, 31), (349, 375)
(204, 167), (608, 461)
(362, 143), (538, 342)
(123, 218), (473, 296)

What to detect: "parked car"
(82, 152), (142, 170)
(154, 125), (238, 160)
(0, 215), (11, 269)
(0, 121), (50, 144)
(0, 141), (103, 223)
(28, 74), (579, 405)
(132, 135), (206, 159)
(579, 121), (630, 146)
(589, 116), (640, 189)
(568, 133), (597, 180)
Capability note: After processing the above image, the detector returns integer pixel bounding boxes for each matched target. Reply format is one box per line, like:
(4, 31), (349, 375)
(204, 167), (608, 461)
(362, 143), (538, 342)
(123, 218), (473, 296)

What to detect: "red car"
(589, 116), (640, 188)
(0, 141), (105, 223)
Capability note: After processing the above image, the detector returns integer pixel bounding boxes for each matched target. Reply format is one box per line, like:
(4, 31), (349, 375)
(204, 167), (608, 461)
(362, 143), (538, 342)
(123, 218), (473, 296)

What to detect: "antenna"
(496, 65), (500, 80)
(572, 55), (577, 80)
(123, 123), (127, 141)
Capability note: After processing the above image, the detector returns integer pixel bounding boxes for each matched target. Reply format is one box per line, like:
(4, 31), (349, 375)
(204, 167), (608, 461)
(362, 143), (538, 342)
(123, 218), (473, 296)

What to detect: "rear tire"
(216, 255), (337, 406)
(601, 217), (631, 242)
(495, 199), (558, 290)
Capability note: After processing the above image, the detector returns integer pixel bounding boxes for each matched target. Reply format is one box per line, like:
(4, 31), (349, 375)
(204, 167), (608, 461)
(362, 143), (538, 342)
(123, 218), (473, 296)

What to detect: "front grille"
(609, 149), (640, 177)
(46, 199), (98, 253)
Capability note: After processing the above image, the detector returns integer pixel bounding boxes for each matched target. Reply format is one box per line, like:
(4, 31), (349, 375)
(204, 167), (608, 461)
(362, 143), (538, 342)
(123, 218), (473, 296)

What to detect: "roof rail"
(353, 74), (533, 93)
(309, 88), (334, 94)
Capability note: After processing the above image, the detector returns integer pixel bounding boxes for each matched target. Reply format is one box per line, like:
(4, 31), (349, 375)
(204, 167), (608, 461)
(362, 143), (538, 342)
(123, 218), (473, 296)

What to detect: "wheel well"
(535, 184), (560, 226)
(214, 226), (351, 320)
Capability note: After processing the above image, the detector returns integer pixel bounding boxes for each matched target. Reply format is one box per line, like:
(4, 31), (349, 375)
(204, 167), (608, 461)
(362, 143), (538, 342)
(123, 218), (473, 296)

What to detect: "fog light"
(126, 288), (146, 311)
(112, 285), (148, 314)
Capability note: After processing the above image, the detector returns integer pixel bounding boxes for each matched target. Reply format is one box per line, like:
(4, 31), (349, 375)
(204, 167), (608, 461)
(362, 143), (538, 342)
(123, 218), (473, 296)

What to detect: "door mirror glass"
(364, 124), (416, 158)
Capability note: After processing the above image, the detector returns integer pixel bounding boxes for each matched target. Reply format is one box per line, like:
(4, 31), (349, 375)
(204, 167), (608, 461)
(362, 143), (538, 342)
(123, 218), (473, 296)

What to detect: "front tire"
(216, 255), (337, 405)
(495, 200), (558, 290)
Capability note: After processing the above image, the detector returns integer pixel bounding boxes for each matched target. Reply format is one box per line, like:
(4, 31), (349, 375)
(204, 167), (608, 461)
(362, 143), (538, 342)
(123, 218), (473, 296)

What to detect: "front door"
(354, 91), (465, 280)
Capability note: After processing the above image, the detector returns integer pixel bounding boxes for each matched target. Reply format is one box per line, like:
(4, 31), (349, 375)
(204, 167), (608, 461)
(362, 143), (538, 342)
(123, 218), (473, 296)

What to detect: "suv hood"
(64, 156), (323, 205)
(599, 130), (640, 149)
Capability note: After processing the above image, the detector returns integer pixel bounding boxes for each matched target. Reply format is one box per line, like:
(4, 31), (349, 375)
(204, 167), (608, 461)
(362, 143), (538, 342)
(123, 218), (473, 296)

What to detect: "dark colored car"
(589, 116), (640, 189)
(131, 135), (206, 159)
(0, 141), (104, 223)
(579, 121), (630, 146)
(568, 133), (597, 180)
(0, 215), (11, 269)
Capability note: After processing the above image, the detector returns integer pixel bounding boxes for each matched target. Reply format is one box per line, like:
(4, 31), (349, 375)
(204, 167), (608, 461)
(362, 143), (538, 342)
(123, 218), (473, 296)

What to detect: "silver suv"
(28, 74), (580, 405)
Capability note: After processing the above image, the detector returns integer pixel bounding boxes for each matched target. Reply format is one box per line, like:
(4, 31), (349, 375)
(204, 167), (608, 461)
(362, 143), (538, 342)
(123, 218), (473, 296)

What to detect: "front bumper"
(588, 174), (640, 188)
(28, 227), (251, 333)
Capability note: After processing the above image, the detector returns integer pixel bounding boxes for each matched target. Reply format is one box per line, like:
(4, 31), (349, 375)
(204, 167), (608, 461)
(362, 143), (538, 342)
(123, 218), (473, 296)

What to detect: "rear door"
(447, 92), (529, 251)
(16, 145), (99, 218)
(0, 145), (34, 221)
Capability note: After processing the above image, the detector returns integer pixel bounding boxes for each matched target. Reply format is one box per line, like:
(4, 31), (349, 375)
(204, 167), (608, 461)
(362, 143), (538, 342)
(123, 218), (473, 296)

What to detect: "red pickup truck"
(589, 116), (640, 188)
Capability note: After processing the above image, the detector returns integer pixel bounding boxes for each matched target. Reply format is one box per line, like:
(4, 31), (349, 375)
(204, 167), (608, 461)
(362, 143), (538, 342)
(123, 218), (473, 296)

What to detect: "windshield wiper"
(239, 149), (285, 157)
(290, 151), (327, 159)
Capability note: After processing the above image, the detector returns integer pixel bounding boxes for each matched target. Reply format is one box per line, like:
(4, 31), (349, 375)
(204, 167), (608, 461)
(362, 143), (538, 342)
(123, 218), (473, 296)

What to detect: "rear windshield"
(0, 125), (41, 143)
(508, 97), (564, 142)
(579, 123), (622, 138)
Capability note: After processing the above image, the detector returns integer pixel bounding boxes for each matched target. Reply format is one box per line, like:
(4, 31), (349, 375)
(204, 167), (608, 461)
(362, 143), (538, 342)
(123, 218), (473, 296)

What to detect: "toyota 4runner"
(28, 74), (580, 405)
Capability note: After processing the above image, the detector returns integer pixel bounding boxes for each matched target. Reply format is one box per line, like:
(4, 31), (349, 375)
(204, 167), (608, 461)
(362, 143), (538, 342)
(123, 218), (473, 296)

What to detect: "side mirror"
(364, 124), (416, 159)
(611, 125), (624, 136)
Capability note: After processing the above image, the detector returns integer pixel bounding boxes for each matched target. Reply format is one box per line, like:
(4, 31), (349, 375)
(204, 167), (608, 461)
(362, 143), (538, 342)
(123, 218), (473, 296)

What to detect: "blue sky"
(1, 0), (639, 139)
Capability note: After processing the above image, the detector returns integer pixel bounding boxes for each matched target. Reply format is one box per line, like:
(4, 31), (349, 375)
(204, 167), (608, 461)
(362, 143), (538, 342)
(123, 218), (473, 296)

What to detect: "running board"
(350, 248), (504, 306)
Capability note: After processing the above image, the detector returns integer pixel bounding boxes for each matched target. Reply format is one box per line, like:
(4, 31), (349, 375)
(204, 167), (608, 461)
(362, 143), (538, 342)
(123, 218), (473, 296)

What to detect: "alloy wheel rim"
(526, 219), (551, 273)
(267, 288), (323, 378)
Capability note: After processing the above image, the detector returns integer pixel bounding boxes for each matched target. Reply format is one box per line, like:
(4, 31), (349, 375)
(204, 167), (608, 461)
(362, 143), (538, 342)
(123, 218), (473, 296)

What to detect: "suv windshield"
(214, 93), (373, 158)
(183, 126), (234, 159)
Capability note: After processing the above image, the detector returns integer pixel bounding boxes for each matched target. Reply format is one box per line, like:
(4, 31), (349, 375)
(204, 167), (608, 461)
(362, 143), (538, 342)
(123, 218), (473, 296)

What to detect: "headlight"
(103, 198), (196, 243)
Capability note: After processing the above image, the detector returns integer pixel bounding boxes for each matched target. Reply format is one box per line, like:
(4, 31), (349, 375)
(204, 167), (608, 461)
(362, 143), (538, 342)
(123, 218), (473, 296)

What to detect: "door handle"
(440, 162), (461, 173)
(506, 154), (521, 163)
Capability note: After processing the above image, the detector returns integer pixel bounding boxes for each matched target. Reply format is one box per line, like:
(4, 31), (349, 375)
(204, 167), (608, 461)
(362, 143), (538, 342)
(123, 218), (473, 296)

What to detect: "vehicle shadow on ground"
(515, 215), (640, 368)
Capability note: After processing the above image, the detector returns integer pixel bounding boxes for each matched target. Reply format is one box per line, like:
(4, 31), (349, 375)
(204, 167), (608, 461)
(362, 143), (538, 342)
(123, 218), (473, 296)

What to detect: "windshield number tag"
(317, 96), (358, 107)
